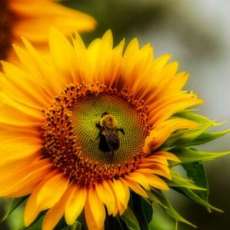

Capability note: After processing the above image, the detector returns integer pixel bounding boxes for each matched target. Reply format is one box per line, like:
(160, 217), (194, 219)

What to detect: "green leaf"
(176, 111), (218, 126)
(164, 129), (230, 147)
(55, 217), (84, 230)
(164, 123), (210, 147)
(149, 204), (175, 230)
(172, 163), (220, 212)
(169, 171), (207, 191)
(1, 197), (26, 223)
(149, 192), (196, 228)
(141, 198), (153, 224)
(187, 129), (230, 146)
(164, 111), (230, 148)
(73, 221), (82, 230)
(173, 147), (230, 163)
(174, 221), (179, 230)
(21, 214), (43, 230)
(183, 162), (209, 200)
(60, 221), (82, 230)
(131, 193), (153, 230)
(174, 187), (222, 213)
(105, 216), (126, 230)
(121, 208), (141, 230)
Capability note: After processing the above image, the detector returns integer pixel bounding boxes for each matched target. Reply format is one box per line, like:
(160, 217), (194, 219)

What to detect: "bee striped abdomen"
(99, 129), (120, 152)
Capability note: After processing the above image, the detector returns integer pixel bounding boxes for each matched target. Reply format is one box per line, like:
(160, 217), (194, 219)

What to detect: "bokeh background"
(1, 0), (230, 229)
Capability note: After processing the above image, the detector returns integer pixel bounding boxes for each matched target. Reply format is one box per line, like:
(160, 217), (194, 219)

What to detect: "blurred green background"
(1, 0), (230, 229)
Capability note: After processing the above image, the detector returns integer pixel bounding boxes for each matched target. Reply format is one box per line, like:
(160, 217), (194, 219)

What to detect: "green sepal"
(46, 218), (84, 230)
(105, 216), (126, 230)
(1, 197), (26, 223)
(176, 111), (218, 126)
(131, 193), (153, 230)
(171, 162), (220, 212)
(169, 171), (207, 191)
(172, 147), (230, 163)
(149, 191), (196, 228)
(121, 208), (141, 230)
(164, 129), (230, 148)
(184, 129), (230, 146)
(59, 221), (82, 230)
(62, 221), (82, 230)
(22, 214), (44, 230)
(164, 111), (229, 148)
(174, 187), (223, 213)
(183, 162), (209, 201)
(72, 221), (82, 230)
(141, 198), (153, 224)
(172, 162), (221, 212)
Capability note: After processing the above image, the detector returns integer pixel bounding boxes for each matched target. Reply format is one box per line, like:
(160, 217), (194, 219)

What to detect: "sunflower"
(1, 29), (227, 230)
(0, 0), (96, 61)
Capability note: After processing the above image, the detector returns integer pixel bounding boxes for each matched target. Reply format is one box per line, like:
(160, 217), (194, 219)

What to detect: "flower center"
(41, 83), (151, 187)
(72, 95), (148, 164)
(0, 0), (14, 60)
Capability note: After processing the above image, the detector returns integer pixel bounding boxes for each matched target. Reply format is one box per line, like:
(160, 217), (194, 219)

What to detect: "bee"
(96, 112), (125, 160)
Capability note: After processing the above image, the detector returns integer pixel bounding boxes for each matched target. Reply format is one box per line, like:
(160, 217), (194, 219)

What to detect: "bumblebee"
(96, 112), (125, 160)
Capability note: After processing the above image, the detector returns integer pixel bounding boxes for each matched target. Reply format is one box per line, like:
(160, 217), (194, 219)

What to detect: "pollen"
(41, 83), (151, 187)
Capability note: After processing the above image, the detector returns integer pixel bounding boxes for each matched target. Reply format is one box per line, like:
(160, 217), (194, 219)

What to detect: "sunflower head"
(0, 29), (229, 230)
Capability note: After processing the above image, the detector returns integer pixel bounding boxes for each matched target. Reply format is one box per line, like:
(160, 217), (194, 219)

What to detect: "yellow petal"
(24, 184), (44, 226)
(36, 173), (69, 210)
(165, 72), (189, 93)
(122, 178), (148, 198)
(24, 171), (56, 226)
(87, 189), (106, 229)
(0, 103), (41, 128)
(49, 28), (76, 78)
(143, 157), (168, 165)
(95, 181), (116, 216)
(106, 39), (125, 88)
(42, 186), (72, 230)
(84, 198), (104, 230)
(65, 186), (87, 225)
(145, 175), (169, 190)
(126, 172), (150, 190)
(136, 167), (171, 179)
(21, 38), (66, 95)
(12, 0), (96, 42)
(1, 61), (51, 108)
(0, 159), (50, 197)
(0, 136), (40, 166)
(155, 151), (181, 163)
(147, 62), (179, 100)
(0, 92), (43, 122)
(86, 30), (114, 84)
(144, 118), (198, 153)
(110, 180), (130, 215)
(151, 96), (203, 125)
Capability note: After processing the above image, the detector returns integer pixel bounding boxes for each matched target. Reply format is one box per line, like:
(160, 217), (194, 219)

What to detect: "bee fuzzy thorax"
(100, 113), (118, 129)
